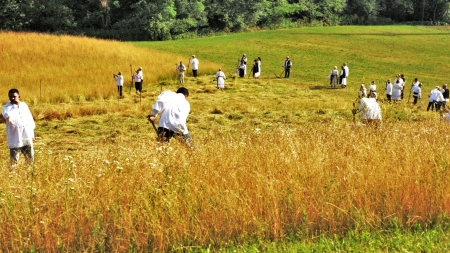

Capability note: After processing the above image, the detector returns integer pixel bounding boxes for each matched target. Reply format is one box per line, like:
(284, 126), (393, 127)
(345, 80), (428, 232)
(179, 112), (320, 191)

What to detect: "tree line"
(1, 0), (449, 41)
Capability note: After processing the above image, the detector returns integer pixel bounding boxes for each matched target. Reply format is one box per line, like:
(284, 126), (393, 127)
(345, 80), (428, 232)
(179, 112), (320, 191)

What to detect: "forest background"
(2, 0), (450, 41)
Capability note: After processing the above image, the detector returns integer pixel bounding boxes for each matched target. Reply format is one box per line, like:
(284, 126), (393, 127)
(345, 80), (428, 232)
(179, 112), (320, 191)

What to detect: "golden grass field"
(1, 27), (450, 251)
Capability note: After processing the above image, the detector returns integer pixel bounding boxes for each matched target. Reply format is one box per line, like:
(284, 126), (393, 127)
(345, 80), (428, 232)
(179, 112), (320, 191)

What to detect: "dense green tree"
(172, 0), (207, 35)
(204, 0), (267, 31)
(28, 0), (76, 31)
(0, 0), (36, 30)
(113, 0), (176, 40)
(378, 0), (414, 22)
(344, 0), (379, 24)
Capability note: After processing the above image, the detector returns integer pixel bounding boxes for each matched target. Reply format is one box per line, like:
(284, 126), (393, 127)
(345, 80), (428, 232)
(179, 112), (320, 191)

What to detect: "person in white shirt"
(368, 81), (377, 99)
(176, 61), (187, 84)
(427, 86), (442, 111)
(2, 89), (36, 169)
(283, 56), (292, 78)
(411, 78), (420, 88)
(113, 71), (124, 97)
(393, 74), (406, 99)
(343, 62), (349, 80)
(133, 67), (143, 93)
(240, 54), (247, 65)
(436, 87), (445, 111)
(352, 92), (382, 127)
(392, 78), (403, 102)
(190, 55), (199, 77)
(147, 87), (192, 147)
(411, 83), (422, 105)
(339, 65), (347, 88)
(385, 79), (393, 102)
(214, 68), (226, 91)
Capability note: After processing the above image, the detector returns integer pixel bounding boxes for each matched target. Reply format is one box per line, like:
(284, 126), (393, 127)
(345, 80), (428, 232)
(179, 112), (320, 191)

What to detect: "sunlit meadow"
(1, 26), (450, 251)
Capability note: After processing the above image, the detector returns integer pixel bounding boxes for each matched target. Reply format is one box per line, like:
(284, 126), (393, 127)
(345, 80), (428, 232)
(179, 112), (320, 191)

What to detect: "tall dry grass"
(0, 120), (449, 251)
(0, 32), (219, 103)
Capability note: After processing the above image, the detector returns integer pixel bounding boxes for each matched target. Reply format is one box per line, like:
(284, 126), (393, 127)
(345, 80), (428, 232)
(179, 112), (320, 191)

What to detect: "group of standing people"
(329, 63), (349, 88)
(236, 54), (262, 79)
(175, 55), (200, 84)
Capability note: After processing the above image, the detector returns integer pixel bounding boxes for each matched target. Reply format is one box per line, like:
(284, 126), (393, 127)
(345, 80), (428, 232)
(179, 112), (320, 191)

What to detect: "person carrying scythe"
(147, 87), (193, 148)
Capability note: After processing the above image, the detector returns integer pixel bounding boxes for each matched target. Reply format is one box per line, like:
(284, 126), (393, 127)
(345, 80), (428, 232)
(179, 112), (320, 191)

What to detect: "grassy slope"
(1, 26), (450, 251)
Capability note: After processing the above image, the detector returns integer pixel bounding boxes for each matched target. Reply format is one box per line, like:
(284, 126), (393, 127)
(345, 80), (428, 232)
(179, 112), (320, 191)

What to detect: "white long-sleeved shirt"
(190, 58), (199, 70)
(385, 82), (393, 95)
(151, 91), (190, 135)
(2, 101), (35, 148)
(344, 66), (349, 77)
(283, 60), (292, 69)
(411, 85), (421, 97)
(358, 97), (382, 120)
(429, 89), (441, 102)
(114, 75), (124, 86)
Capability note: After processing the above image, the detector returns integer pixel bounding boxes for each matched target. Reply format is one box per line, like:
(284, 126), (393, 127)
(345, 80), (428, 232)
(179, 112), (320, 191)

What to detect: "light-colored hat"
(138, 67), (142, 70)
(192, 55), (195, 57)
(361, 84), (365, 87)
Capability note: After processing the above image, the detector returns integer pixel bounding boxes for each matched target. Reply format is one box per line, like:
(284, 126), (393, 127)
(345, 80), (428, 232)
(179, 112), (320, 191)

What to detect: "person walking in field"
(176, 61), (187, 84)
(238, 61), (246, 78)
(113, 71), (124, 97)
(147, 87), (193, 147)
(411, 83), (422, 105)
(329, 66), (338, 88)
(214, 68), (226, 91)
(339, 65), (347, 88)
(283, 56), (292, 78)
(352, 92), (382, 127)
(385, 79), (393, 102)
(190, 55), (199, 77)
(392, 79), (403, 102)
(2, 89), (36, 169)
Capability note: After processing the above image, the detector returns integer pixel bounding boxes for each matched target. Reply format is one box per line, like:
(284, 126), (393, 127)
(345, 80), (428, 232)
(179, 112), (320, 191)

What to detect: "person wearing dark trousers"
(411, 83), (422, 105)
(283, 56), (292, 78)
(113, 71), (124, 97)
(147, 87), (193, 148)
(442, 84), (449, 109)
(190, 55), (199, 77)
